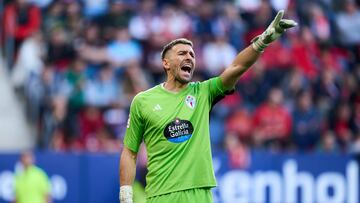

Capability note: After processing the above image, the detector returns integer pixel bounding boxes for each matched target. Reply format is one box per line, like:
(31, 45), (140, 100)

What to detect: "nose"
(185, 52), (194, 61)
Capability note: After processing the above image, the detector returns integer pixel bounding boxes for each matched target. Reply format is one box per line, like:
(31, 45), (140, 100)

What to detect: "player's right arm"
(119, 95), (145, 203)
(119, 146), (137, 203)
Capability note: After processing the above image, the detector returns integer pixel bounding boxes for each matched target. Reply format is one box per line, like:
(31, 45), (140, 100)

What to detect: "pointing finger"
(273, 10), (284, 26)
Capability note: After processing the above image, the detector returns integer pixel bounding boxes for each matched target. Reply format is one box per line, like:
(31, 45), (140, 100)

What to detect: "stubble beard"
(176, 71), (192, 84)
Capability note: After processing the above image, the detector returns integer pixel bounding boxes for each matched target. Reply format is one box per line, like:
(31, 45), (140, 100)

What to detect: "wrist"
(251, 37), (268, 53)
(120, 185), (133, 203)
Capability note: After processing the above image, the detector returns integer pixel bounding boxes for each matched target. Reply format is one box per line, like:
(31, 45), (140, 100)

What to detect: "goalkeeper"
(120, 10), (297, 203)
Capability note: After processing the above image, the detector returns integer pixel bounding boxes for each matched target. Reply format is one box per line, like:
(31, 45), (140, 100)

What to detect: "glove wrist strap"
(252, 37), (268, 53)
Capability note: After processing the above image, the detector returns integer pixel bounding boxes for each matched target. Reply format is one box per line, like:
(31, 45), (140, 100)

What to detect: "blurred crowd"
(1, 0), (360, 167)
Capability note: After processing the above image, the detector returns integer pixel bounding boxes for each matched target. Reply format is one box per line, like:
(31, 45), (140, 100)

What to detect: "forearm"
(120, 147), (137, 186)
(220, 45), (261, 89)
(119, 147), (137, 203)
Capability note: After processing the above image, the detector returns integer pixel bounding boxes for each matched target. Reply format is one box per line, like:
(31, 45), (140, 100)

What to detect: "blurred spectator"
(84, 65), (119, 107)
(282, 68), (310, 110)
(106, 27), (142, 70)
(128, 0), (158, 41)
(79, 106), (105, 151)
(335, 0), (360, 46)
(235, 0), (261, 12)
(318, 46), (344, 74)
(46, 27), (75, 71)
(122, 62), (150, 96)
(270, 0), (290, 11)
(261, 41), (293, 70)
(99, 127), (121, 152)
(11, 31), (45, 90)
(85, 127), (120, 153)
(238, 62), (270, 106)
(330, 102), (356, 149)
(64, 0), (85, 39)
(252, 87), (292, 150)
(42, 1), (66, 37)
(75, 24), (107, 76)
(103, 108), (128, 140)
(3, 0), (41, 51)
(152, 4), (192, 42)
(335, 0), (360, 64)
(41, 95), (68, 149)
(292, 90), (323, 150)
(339, 72), (358, 101)
(290, 27), (320, 80)
(82, 0), (108, 18)
(213, 3), (247, 50)
(202, 35), (237, 76)
(313, 68), (340, 114)
(309, 4), (331, 43)
(192, 2), (216, 41)
(97, 0), (133, 36)
(225, 107), (253, 143)
(55, 57), (87, 148)
(14, 151), (51, 203)
(318, 130), (339, 152)
(62, 57), (86, 111)
(25, 63), (63, 148)
(259, 40), (294, 89)
(224, 132), (250, 169)
(243, 0), (274, 44)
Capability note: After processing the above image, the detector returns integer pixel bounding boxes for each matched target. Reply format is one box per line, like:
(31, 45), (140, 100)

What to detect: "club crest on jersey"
(185, 95), (196, 109)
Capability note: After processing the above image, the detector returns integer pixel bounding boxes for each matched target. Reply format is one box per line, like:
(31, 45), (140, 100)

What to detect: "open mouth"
(181, 64), (192, 74)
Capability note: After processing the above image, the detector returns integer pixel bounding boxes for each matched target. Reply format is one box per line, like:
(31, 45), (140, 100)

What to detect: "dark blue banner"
(212, 151), (359, 203)
(0, 151), (358, 203)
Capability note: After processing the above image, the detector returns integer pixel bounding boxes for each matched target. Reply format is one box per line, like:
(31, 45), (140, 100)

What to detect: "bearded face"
(163, 44), (196, 84)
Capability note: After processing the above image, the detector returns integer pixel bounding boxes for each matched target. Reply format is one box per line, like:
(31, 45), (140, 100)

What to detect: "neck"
(163, 78), (188, 92)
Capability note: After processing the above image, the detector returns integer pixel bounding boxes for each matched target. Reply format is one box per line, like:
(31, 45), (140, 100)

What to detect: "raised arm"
(119, 146), (138, 203)
(220, 10), (297, 90)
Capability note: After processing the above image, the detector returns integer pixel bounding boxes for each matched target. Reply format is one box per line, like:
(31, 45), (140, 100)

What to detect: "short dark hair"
(161, 38), (193, 60)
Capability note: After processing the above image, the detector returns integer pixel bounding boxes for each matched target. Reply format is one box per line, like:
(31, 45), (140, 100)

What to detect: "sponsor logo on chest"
(185, 95), (196, 109)
(163, 118), (194, 143)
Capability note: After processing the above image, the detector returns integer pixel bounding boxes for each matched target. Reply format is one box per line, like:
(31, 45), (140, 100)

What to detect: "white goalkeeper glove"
(251, 10), (297, 52)
(119, 185), (133, 203)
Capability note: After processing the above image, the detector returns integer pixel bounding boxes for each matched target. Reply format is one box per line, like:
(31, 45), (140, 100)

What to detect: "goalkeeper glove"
(251, 10), (297, 52)
(120, 185), (133, 203)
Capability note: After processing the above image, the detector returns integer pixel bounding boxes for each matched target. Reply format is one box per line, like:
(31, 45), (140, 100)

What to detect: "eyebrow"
(177, 50), (195, 56)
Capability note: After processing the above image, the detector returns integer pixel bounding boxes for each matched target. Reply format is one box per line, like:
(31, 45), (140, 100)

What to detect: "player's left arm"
(220, 10), (297, 90)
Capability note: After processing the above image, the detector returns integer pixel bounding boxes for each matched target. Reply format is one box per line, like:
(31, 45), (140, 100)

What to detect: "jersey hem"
(145, 184), (217, 199)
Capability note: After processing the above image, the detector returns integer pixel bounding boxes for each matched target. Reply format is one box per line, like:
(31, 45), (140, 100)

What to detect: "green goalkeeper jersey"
(124, 77), (230, 198)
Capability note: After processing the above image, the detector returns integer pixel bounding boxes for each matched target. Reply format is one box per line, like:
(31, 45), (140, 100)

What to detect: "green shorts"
(147, 188), (213, 203)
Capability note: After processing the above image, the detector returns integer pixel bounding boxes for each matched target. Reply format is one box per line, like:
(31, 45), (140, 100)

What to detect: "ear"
(162, 58), (170, 71)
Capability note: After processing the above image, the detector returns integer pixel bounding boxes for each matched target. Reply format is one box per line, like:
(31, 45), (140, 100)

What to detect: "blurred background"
(0, 0), (360, 202)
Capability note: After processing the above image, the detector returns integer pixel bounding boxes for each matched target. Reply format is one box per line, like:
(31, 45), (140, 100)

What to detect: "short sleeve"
(202, 77), (234, 105)
(123, 95), (144, 153)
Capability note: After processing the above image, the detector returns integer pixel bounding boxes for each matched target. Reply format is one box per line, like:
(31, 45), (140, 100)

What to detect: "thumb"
(279, 19), (298, 29)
